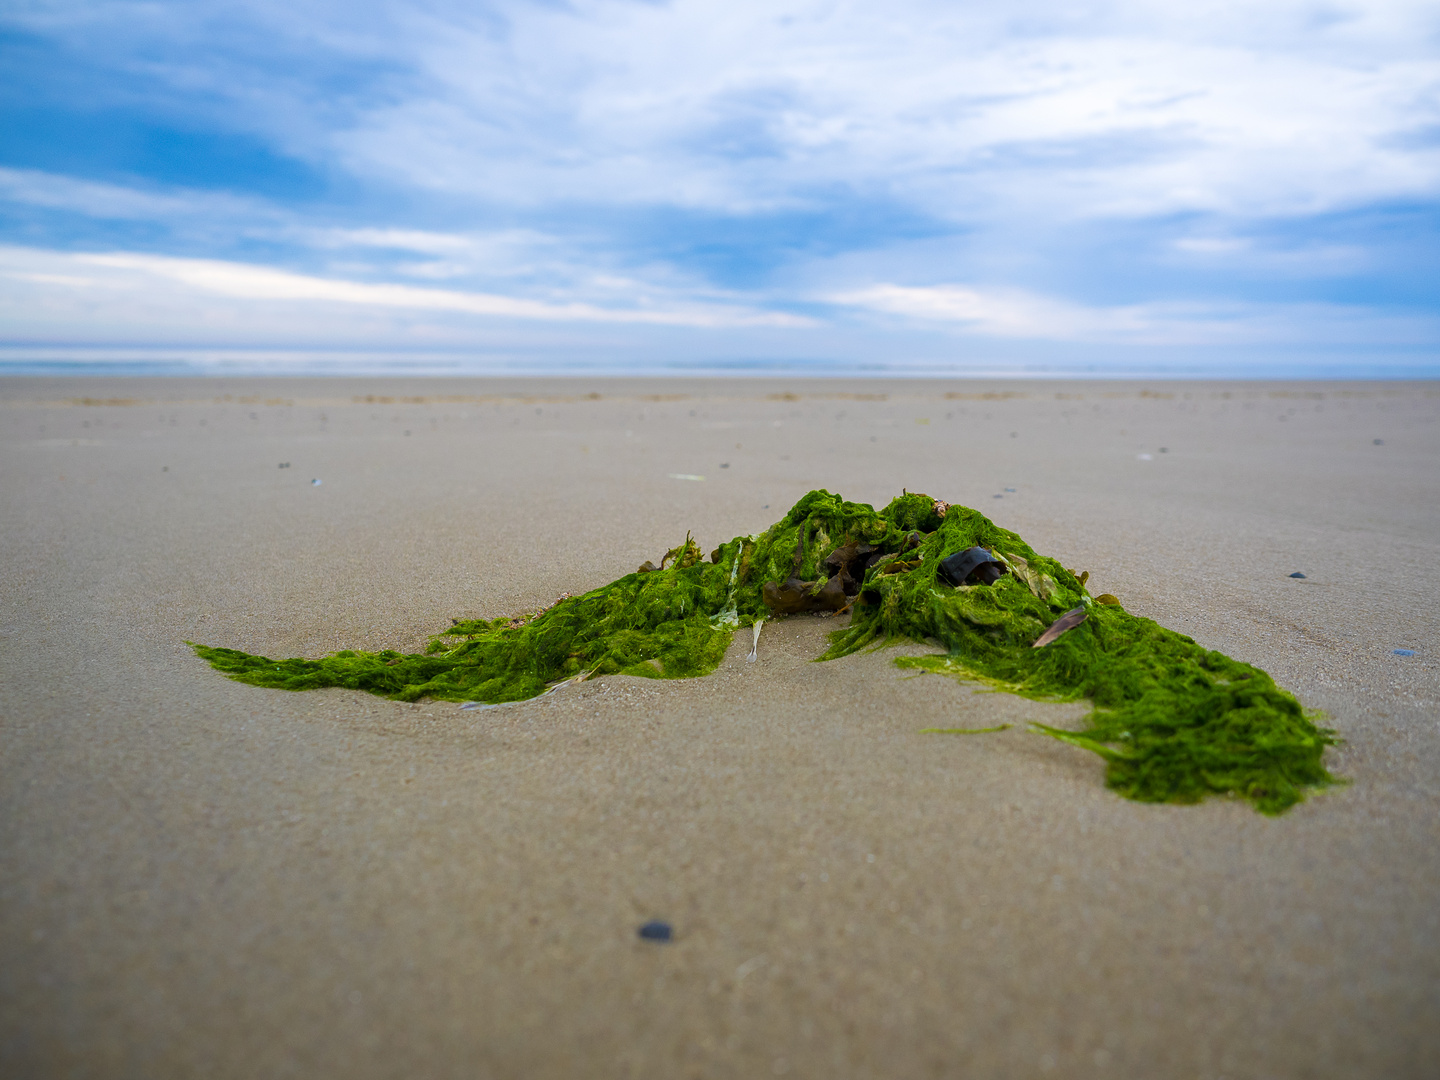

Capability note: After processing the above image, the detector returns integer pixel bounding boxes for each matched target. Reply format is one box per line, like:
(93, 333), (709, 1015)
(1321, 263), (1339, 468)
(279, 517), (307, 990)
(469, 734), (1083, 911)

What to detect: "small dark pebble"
(1289, 572), (1306, 579)
(1159, 447), (1168, 453)
(993, 493), (1003, 498)
(1005, 487), (1016, 492)
(720, 463), (730, 468)
(1392, 649), (1415, 657)
(638, 920), (673, 942)
(1373, 439), (1384, 445)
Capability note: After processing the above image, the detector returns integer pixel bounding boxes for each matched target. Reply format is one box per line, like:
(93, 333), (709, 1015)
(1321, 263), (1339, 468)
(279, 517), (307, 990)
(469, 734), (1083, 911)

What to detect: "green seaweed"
(192, 489), (1339, 814)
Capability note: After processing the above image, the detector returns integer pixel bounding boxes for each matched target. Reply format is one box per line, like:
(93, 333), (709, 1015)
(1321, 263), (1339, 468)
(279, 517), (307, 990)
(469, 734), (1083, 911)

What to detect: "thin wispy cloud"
(830, 282), (1439, 347)
(0, 166), (279, 225)
(0, 246), (808, 329)
(1, 0), (1436, 372)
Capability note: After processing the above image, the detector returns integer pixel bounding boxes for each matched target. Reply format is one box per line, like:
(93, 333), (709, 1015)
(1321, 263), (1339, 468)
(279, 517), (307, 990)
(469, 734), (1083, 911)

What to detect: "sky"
(2, 0), (1438, 376)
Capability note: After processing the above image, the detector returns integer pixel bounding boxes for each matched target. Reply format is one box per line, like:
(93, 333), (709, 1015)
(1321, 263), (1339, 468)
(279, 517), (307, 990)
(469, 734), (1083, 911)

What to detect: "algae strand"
(191, 489), (1339, 814)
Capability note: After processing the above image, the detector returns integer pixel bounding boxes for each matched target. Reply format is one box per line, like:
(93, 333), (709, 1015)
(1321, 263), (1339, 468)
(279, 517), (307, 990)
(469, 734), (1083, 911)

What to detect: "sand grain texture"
(2, 377), (1438, 1079)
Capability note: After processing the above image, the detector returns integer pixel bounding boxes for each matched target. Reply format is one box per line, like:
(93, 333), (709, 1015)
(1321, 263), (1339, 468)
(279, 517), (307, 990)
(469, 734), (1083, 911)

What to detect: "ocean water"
(0, 346), (1434, 379)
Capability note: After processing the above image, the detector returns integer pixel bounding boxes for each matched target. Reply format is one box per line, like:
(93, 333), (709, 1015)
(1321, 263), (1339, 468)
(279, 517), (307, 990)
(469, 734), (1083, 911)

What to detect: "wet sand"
(2, 376), (1437, 1079)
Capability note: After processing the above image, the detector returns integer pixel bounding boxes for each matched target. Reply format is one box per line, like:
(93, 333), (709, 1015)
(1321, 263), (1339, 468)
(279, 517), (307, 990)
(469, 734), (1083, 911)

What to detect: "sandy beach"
(2, 376), (1437, 1079)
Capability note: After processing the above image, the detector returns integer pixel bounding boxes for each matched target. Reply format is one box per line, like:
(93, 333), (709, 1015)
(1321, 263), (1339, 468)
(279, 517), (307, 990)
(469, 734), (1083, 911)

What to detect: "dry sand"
(2, 376), (1437, 1079)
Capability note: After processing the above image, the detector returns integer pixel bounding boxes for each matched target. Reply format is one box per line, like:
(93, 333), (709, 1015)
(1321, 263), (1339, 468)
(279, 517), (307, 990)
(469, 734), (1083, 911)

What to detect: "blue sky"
(2, 0), (1438, 375)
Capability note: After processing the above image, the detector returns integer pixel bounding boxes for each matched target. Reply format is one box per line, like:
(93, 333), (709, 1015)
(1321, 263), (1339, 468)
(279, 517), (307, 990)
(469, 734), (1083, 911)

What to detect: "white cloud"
(829, 281), (1439, 346)
(312, 228), (477, 254)
(296, 225), (583, 282)
(0, 166), (273, 222)
(1169, 234), (1369, 275)
(1173, 237), (1253, 255)
(23, 2), (1433, 223)
(322, 0), (1440, 221)
(0, 245), (811, 333)
(0, 244), (1432, 364)
(3, 1), (1437, 371)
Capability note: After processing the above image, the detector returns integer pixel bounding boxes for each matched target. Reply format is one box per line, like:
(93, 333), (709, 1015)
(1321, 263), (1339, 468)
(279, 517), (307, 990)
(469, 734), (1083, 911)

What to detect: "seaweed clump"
(192, 489), (1339, 814)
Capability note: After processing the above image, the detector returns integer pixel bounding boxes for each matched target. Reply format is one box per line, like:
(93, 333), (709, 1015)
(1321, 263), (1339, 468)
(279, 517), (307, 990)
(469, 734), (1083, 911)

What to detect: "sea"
(0, 345), (1434, 380)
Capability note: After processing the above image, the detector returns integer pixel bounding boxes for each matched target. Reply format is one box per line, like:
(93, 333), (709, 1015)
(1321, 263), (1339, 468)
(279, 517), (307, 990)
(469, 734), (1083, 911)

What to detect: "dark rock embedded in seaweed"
(939, 546), (1006, 587)
(825, 538), (874, 579)
(191, 488), (1339, 815)
(762, 574), (850, 615)
(819, 538), (879, 601)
